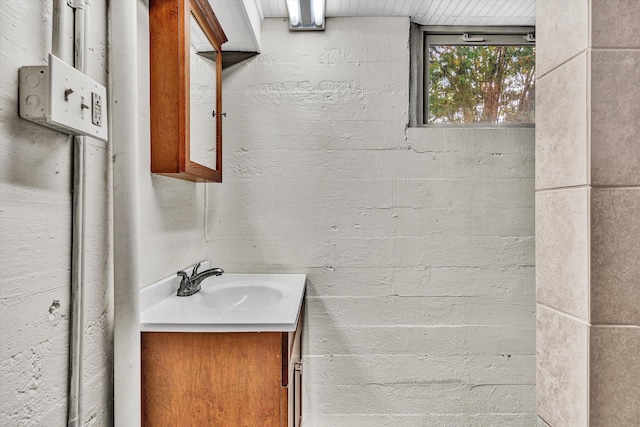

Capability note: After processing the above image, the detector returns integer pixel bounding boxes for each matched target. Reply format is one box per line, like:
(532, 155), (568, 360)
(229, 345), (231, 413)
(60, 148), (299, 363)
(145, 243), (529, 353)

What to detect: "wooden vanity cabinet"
(141, 313), (303, 426)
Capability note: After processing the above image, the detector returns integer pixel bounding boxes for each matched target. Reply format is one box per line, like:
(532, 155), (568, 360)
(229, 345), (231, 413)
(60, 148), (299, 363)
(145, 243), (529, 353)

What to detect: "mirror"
(189, 14), (218, 171)
(149, 0), (227, 182)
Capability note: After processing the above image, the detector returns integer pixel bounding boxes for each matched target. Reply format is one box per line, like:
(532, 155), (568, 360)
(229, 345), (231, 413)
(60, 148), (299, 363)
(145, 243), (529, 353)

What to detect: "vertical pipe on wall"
(73, 0), (87, 71)
(50, 0), (90, 425)
(68, 1), (88, 426)
(52, 0), (73, 62)
(109, 0), (141, 424)
(68, 148), (85, 427)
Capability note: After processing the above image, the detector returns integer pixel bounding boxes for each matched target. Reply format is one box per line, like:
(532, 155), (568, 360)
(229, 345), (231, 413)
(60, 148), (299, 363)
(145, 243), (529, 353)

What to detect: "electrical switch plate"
(92, 92), (102, 127)
(19, 54), (108, 142)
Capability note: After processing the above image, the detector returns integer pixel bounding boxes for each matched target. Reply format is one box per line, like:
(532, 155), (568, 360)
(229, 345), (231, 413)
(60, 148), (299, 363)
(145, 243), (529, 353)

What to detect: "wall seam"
(537, 49), (589, 81)
(535, 185), (590, 193)
(538, 303), (592, 326)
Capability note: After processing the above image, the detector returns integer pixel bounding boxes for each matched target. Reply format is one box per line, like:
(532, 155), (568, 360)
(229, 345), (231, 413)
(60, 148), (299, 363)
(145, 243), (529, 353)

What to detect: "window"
(417, 27), (535, 126)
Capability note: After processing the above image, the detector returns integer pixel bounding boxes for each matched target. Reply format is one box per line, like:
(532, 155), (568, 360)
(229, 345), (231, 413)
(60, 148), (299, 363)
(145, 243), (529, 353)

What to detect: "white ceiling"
(259, 0), (536, 26)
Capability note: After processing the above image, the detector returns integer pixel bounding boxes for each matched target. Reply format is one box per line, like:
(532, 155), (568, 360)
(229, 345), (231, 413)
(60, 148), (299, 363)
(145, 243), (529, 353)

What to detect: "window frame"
(414, 26), (536, 128)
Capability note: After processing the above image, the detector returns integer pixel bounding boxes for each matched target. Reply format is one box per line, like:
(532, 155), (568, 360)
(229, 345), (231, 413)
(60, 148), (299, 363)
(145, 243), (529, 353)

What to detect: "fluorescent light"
(287, 0), (325, 31)
(311, 0), (324, 27)
(286, 0), (301, 27)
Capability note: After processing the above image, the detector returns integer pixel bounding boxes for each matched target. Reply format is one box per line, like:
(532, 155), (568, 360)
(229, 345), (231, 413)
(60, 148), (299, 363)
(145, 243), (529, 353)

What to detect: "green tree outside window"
(428, 45), (535, 124)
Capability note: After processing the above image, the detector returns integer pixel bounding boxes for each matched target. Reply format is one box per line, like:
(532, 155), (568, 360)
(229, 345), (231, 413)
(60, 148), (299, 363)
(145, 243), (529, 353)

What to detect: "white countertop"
(140, 263), (306, 333)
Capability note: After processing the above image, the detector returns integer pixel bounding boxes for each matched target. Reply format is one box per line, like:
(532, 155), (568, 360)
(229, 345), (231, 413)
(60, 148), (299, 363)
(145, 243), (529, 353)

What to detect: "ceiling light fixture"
(285, 0), (301, 27)
(286, 0), (325, 31)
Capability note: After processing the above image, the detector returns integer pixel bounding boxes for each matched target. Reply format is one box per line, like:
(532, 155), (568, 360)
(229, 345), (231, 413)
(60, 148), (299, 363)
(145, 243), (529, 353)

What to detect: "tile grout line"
(587, 5), (591, 424)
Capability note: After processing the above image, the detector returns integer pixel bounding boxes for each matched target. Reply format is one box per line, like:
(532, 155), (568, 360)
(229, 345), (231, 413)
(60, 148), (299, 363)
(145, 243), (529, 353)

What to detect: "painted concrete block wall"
(208, 17), (536, 425)
(1, 1), (210, 424)
(0, 1), (113, 425)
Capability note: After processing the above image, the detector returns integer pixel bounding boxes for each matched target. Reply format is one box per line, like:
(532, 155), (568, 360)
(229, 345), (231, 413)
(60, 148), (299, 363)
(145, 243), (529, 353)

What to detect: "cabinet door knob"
(212, 110), (227, 118)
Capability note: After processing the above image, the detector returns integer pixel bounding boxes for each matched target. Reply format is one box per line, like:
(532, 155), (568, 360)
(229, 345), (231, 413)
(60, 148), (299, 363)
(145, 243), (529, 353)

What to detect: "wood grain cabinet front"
(141, 314), (303, 426)
(149, 0), (227, 182)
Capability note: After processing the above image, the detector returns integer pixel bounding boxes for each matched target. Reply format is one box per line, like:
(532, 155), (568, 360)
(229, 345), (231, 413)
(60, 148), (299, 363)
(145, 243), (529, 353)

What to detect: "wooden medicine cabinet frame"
(150, 0), (227, 182)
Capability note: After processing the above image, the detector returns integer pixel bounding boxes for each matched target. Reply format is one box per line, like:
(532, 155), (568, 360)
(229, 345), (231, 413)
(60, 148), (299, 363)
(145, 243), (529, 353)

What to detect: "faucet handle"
(176, 270), (191, 296)
(190, 262), (202, 278)
(177, 270), (188, 282)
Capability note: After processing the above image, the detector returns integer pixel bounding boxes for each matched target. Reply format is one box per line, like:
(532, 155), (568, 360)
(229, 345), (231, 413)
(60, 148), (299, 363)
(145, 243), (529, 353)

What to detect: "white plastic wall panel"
(259, 0), (536, 26)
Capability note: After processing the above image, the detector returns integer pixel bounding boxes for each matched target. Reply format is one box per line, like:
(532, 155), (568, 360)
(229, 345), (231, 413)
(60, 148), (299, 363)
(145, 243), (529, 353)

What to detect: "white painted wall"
(209, 17), (536, 425)
(1, 7), (535, 425)
(1, 1), (210, 424)
(0, 0), (113, 424)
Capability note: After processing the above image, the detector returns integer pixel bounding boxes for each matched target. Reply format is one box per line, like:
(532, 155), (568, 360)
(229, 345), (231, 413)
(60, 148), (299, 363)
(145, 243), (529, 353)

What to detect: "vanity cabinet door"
(141, 303), (304, 425)
(292, 360), (302, 427)
(283, 305), (303, 427)
(142, 332), (282, 426)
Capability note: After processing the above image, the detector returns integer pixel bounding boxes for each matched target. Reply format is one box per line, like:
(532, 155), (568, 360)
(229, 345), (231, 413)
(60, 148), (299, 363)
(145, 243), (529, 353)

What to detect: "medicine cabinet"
(150, 0), (227, 182)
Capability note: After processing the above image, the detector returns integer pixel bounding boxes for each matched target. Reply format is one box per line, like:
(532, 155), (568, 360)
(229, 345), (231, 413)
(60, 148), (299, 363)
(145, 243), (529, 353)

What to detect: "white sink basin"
(199, 282), (284, 310)
(140, 263), (306, 333)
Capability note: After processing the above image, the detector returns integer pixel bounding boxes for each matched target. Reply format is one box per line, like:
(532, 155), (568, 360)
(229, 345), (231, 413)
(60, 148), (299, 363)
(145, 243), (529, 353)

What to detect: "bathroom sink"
(199, 282), (284, 310)
(140, 264), (306, 333)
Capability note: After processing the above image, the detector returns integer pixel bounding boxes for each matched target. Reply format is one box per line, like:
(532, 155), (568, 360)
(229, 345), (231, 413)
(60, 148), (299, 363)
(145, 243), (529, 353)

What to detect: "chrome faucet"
(176, 262), (224, 296)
